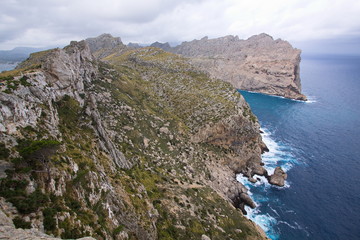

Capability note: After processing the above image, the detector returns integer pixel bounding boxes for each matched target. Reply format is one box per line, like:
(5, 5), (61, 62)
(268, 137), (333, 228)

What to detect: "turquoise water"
(238, 55), (360, 239)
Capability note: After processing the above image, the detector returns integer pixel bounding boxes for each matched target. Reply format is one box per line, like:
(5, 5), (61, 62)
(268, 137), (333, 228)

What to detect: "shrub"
(0, 143), (10, 159)
(13, 216), (31, 229)
(43, 207), (57, 231)
(113, 225), (125, 236)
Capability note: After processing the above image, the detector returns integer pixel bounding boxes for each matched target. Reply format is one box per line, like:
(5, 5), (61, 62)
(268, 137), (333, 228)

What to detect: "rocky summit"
(155, 33), (307, 101)
(0, 35), (274, 239)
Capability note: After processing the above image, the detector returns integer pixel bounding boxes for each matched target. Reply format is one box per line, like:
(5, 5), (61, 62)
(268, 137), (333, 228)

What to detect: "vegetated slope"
(160, 34), (307, 100)
(0, 39), (268, 239)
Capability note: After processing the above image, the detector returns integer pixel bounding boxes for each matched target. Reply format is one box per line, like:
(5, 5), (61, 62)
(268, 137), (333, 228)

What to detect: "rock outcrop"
(85, 33), (127, 59)
(268, 167), (288, 187)
(154, 33), (306, 100)
(0, 37), (269, 239)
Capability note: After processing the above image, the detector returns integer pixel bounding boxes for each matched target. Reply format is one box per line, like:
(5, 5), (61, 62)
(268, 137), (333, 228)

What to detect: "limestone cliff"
(156, 34), (306, 100)
(0, 38), (268, 239)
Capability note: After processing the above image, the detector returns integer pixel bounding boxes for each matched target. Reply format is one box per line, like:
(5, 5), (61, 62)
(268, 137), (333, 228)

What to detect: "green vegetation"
(113, 225), (125, 236)
(18, 139), (60, 160)
(0, 143), (10, 159)
(43, 207), (57, 231)
(13, 216), (32, 229)
(0, 178), (48, 214)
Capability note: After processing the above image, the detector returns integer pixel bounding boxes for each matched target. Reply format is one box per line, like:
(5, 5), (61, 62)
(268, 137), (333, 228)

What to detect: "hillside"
(0, 39), (271, 239)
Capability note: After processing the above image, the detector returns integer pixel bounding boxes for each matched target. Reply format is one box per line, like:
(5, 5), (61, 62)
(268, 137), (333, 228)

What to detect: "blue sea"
(0, 62), (18, 72)
(238, 55), (360, 239)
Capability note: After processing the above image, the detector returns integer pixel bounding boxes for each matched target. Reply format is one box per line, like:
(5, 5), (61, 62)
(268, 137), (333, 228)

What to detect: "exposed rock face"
(268, 167), (288, 187)
(159, 34), (306, 100)
(85, 33), (127, 59)
(0, 37), (270, 239)
(85, 33), (123, 53)
(150, 42), (172, 52)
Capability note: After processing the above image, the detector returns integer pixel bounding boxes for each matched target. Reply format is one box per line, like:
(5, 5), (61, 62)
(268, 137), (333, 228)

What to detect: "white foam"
(304, 95), (317, 103)
(260, 128), (297, 175)
(278, 220), (297, 229)
(236, 128), (300, 239)
(242, 90), (308, 103)
(269, 206), (280, 217)
(246, 206), (279, 239)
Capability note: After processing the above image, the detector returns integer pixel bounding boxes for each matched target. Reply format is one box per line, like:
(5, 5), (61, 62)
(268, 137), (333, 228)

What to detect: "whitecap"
(278, 220), (297, 229)
(270, 206), (280, 217)
(246, 206), (279, 239)
(260, 128), (298, 174)
(304, 95), (317, 103)
(236, 128), (300, 239)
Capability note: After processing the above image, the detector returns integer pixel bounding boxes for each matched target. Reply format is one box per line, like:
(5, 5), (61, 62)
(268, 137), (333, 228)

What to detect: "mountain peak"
(85, 33), (124, 53)
(150, 41), (171, 51)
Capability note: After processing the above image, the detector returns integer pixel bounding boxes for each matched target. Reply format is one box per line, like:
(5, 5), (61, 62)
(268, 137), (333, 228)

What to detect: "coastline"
(237, 128), (297, 239)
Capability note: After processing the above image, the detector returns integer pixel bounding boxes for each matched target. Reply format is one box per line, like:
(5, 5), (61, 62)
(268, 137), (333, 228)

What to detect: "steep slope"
(0, 40), (268, 239)
(158, 34), (306, 100)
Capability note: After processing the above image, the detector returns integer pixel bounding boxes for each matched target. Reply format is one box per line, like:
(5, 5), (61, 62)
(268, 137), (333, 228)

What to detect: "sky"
(1, 0), (360, 54)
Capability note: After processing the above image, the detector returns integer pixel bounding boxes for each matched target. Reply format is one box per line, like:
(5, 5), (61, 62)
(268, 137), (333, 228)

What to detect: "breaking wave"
(237, 128), (299, 239)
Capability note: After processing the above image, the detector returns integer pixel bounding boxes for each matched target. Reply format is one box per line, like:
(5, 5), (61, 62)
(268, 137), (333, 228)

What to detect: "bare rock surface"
(85, 33), (127, 59)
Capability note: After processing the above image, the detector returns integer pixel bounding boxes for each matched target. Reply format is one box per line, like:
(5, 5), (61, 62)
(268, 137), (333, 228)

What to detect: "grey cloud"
(1, 0), (360, 54)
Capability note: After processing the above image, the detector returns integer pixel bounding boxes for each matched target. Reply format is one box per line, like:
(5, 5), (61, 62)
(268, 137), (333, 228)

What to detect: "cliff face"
(162, 34), (306, 100)
(0, 37), (268, 239)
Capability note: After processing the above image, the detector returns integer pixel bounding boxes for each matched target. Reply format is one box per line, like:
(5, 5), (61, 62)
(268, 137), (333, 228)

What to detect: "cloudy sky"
(1, 0), (360, 53)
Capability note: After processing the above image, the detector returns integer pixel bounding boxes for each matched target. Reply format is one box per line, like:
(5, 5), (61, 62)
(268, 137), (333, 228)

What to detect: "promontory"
(155, 33), (307, 101)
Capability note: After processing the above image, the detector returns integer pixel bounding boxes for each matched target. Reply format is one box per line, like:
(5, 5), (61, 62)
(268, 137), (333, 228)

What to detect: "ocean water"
(0, 62), (18, 72)
(238, 55), (360, 240)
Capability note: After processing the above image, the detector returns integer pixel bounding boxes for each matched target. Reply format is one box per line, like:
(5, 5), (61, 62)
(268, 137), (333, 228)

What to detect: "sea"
(0, 62), (18, 72)
(237, 55), (360, 240)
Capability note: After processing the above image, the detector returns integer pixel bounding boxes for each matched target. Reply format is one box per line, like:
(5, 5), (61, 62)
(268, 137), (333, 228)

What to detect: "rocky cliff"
(0, 37), (269, 239)
(156, 34), (306, 100)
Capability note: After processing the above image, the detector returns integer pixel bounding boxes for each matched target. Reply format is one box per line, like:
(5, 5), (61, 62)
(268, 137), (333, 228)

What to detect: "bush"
(18, 140), (60, 160)
(113, 225), (125, 236)
(43, 207), (57, 231)
(13, 216), (31, 229)
(0, 143), (10, 159)
(13, 189), (49, 214)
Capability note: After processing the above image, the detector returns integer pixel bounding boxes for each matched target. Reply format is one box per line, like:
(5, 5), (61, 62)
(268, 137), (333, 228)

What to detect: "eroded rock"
(268, 167), (288, 187)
